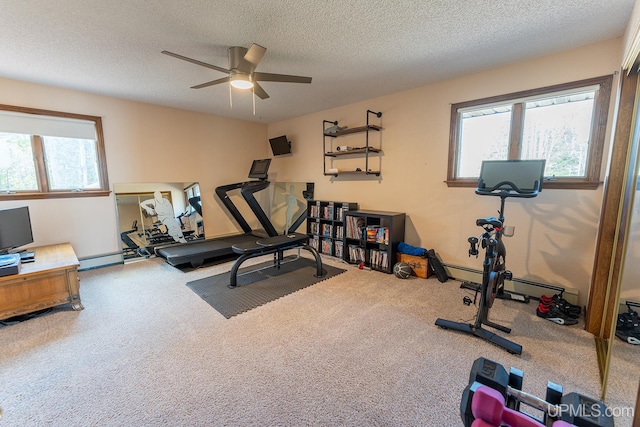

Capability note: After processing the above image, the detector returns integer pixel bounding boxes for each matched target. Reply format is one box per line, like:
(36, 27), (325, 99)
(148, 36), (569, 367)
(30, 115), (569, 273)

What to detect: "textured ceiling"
(0, 0), (634, 124)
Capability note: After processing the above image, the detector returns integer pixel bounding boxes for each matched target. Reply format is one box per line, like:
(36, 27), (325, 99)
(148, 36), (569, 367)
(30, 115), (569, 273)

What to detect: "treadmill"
(155, 159), (280, 268)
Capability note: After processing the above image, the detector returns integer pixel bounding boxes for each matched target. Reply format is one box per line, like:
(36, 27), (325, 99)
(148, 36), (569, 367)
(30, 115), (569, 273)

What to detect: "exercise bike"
(435, 160), (546, 355)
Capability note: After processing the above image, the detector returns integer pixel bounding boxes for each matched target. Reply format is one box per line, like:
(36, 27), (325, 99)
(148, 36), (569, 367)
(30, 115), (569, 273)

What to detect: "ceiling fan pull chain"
(229, 84), (233, 109)
(252, 86), (256, 115)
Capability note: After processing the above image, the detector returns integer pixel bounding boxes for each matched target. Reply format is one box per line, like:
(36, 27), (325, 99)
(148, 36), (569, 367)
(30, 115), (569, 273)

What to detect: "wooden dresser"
(0, 243), (82, 320)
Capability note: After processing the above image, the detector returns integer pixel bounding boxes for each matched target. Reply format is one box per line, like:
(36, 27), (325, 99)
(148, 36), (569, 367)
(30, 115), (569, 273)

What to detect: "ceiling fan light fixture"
(229, 72), (253, 89)
(162, 43), (311, 101)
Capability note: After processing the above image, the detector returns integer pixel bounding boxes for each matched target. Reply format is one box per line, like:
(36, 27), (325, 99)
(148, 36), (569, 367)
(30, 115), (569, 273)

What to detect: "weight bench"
(228, 232), (324, 288)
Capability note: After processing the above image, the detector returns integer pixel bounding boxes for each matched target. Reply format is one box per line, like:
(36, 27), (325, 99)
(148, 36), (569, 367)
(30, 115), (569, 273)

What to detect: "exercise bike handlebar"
(475, 180), (541, 199)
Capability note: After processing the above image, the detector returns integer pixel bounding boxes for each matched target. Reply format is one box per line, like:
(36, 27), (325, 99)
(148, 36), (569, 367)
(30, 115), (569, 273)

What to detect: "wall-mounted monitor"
(248, 158), (272, 180)
(269, 135), (291, 156)
(0, 206), (34, 254)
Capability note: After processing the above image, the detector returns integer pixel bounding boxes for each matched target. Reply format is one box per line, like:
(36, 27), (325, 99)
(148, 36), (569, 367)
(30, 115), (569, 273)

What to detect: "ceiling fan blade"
(243, 44), (266, 68)
(253, 82), (270, 100)
(191, 76), (229, 89)
(228, 46), (248, 70)
(253, 72), (312, 84)
(162, 50), (230, 74)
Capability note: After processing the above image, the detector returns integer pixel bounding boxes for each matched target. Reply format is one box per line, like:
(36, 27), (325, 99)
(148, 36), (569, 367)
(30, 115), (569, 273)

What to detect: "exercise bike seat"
(476, 217), (502, 228)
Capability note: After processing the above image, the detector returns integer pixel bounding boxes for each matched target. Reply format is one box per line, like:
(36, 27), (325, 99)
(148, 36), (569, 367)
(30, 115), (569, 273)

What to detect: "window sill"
(0, 190), (112, 200)
(445, 180), (603, 190)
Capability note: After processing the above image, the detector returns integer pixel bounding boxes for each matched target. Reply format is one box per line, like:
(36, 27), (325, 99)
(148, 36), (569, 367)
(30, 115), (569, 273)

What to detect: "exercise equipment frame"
(435, 160), (546, 355)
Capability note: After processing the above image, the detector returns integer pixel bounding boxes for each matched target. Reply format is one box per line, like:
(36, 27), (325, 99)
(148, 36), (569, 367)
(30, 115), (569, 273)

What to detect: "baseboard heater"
(78, 252), (124, 271)
(443, 263), (576, 304)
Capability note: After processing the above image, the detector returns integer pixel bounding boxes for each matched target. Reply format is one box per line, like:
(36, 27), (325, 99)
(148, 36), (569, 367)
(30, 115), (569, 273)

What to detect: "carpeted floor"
(0, 253), (636, 426)
(186, 257), (346, 318)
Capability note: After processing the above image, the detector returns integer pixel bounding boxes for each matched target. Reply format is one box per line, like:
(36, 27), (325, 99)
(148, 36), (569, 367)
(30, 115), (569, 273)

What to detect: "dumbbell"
(461, 357), (614, 427)
(468, 236), (479, 257)
(461, 357), (524, 426)
(557, 392), (614, 427)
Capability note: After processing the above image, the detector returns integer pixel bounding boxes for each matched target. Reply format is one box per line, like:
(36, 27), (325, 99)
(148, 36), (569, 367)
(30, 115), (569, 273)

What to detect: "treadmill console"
(248, 159), (271, 180)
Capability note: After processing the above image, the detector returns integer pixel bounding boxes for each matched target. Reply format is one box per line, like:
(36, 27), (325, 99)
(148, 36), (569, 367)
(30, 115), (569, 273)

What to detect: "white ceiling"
(0, 0), (634, 124)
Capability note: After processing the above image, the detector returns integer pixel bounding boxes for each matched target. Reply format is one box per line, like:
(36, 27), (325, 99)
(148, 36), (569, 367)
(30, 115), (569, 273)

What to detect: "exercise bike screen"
(478, 160), (546, 193)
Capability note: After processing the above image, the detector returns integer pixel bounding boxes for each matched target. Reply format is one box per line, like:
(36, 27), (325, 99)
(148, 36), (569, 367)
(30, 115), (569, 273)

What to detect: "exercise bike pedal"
(503, 270), (512, 280)
(460, 281), (480, 292)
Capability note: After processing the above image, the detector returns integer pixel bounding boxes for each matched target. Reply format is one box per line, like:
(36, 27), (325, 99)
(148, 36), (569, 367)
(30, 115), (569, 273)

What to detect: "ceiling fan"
(161, 43), (312, 100)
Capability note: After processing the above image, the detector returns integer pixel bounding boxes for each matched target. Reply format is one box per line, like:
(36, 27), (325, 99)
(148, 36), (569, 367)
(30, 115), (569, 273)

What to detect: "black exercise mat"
(185, 257), (346, 318)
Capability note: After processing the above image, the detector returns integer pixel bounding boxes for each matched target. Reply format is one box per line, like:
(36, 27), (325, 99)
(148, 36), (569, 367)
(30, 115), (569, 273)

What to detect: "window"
(0, 105), (109, 199)
(447, 75), (613, 189)
(184, 183), (201, 215)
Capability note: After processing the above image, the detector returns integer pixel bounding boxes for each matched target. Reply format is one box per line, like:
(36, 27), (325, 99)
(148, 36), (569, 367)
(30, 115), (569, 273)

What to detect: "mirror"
(267, 181), (312, 235)
(114, 182), (203, 260)
(599, 71), (640, 425)
(602, 162), (640, 421)
(113, 181), (312, 262)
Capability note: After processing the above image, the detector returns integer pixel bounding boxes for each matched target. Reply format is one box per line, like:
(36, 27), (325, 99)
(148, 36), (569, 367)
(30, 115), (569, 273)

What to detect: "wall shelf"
(324, 125), (382, 138)
(323, 170), (379, 175)
(323, 110), (383, 177)
(324, 147), (382, 157)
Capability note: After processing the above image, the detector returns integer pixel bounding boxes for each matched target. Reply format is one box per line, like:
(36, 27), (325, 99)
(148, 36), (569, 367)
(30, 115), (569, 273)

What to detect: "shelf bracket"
(365, 110), (382, 173)
(367, 110), (382, 119)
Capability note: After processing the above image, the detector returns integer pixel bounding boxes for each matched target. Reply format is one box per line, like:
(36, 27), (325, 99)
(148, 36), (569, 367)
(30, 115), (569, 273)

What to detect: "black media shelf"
(344, 210), (405, 273)
(306, 200), (358, 259)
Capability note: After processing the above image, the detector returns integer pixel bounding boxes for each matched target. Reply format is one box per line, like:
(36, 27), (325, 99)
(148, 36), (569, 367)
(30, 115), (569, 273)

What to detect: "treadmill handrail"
(214, 180), (279, 237)
(215, 182), (253, 234)
(241, 180), (279, 237)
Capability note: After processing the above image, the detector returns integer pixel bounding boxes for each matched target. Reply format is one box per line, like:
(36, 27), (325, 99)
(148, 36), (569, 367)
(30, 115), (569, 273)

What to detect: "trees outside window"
(0, 105), (109, 199)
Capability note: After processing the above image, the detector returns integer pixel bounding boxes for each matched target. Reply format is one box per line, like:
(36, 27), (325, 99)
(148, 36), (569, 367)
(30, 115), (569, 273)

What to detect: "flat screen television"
(0, 206), (34, 254)
(269, 135), (291, 156)
(477, 159), (546, 194)
(248, 158), (272, 180)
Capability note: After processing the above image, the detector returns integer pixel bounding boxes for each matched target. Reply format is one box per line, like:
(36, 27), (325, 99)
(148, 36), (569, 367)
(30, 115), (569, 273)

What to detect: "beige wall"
(623, 0), (640, 69)
(0, 77), (267, 258)
(268, 38), (624, 305)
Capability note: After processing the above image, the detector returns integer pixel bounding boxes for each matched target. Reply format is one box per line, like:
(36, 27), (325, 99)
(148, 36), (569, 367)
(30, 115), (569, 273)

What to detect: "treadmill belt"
(155, 234), (260, 267)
